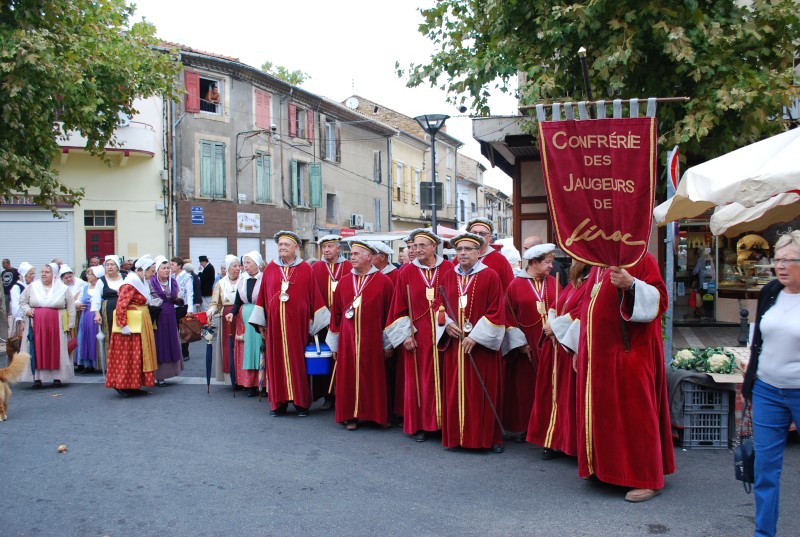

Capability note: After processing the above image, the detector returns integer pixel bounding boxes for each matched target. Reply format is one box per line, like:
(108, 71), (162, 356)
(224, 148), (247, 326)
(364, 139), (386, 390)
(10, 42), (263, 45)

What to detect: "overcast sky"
(131, 0), (517, 193)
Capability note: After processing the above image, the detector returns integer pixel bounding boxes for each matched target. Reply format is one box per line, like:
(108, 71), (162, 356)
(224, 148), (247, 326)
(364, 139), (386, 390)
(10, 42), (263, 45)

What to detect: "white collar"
(455, 260), (487, 276)
(412, 255), (444, 270)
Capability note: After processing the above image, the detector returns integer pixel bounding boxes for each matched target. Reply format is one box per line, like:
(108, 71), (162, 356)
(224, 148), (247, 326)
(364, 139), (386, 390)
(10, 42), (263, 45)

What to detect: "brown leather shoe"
(320, 399), (334, 410)
(624, 488), (661, 502)
(345, 421), (359, 431)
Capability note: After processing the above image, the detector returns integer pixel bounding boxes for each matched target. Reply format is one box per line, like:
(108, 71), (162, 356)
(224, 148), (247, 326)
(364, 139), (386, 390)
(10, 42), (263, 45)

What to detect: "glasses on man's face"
(774, 258), (800, 267)
(455, 246), (479, 253)
(473, 231), (491, 237)
(414, 243), (433, 249)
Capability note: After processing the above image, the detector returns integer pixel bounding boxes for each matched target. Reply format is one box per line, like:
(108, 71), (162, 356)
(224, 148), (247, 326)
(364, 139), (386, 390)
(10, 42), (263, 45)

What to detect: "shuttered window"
(309, 162), (322, 208)
(185, 70), (200, 113)
(393, 161), (402, 202)
(255, 90), (271, 130)
(373, 151), (382, 183)
(255, 152), (272, 203)
(200, 140), (226, 198)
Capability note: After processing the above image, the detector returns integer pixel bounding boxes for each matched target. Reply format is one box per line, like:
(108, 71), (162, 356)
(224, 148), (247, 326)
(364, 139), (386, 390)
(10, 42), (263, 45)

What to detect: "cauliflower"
(707, 353), (732, 373)
(672, 349), (697, 370)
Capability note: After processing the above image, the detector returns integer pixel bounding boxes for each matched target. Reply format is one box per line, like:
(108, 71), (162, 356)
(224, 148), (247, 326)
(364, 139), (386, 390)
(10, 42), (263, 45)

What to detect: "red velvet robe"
(503, 273), (559, 433)
(576, 254), (676, 489)
(329, 270), (394, 426)
(386, 259), (454, 435)
(440, 266), (505, 449)
(254, 260), (327, 410)
(479, 249), (514, 290)
(526, 282), (586, 455)
(311, 259), (346, 309)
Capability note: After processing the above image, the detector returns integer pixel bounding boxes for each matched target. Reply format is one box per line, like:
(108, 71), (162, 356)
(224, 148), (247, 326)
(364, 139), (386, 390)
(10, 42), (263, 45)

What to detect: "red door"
(86, 230), (115, 263)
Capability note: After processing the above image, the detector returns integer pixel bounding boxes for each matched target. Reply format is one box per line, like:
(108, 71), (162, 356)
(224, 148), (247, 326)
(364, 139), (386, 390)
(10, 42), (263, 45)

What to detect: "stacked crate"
(681, 382), (731, 449)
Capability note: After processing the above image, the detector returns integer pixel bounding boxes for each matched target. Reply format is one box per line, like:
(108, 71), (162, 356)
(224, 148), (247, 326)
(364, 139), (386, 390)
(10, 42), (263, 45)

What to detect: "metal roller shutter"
(0, 210), (74, 270)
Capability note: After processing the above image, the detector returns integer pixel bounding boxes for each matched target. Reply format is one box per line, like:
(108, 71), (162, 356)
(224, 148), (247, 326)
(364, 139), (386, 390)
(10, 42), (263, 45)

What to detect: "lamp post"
(414, 114), (449, 234)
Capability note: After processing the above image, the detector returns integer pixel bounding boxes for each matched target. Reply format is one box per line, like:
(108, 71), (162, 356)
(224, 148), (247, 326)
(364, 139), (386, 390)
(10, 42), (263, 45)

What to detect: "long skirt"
(233, 305), (259, 388)
(105, 308), (156, 390)
(20, 308), (74, 384)
(154, 304), (183, 381)
(76, 307), (99, 368)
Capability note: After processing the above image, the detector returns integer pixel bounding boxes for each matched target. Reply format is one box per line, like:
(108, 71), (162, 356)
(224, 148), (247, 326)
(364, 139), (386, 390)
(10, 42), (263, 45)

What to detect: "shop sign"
(237, 212), (260, 233)
(539, 117), (657, 267)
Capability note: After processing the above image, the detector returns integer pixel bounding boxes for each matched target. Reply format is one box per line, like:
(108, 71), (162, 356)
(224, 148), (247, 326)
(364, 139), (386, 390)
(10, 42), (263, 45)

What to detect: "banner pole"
(577, 47), (596, 119)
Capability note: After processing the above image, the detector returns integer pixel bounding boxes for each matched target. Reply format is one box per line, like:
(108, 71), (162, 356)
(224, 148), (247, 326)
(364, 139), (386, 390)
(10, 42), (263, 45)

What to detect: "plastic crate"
(682, 382), (730, 412)
(682, 410), (730, 449)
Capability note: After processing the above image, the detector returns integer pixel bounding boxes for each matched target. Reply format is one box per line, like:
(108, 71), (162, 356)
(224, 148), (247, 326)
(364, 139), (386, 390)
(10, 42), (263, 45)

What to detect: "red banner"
(539, 117), (657, 268)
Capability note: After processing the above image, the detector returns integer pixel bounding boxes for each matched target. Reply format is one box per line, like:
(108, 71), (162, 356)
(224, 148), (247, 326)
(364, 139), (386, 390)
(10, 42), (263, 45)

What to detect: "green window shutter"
(214, 142), (225, 198)
(200, 141), (213, 197)
(309, 162), (322, 208)
(291, 159), (299, 206)
(256, 154), (272, 203)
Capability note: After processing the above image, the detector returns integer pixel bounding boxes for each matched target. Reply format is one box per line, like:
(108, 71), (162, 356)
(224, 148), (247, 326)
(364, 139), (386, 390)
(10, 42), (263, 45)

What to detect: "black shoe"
(74, 365), (85, 373)
(247, 387), (259, 397)
(156, 380), (167, 387)
(490, 444), (505, 454)
(183, 355), (190, 362)
(83, 366), (96, 375)
(270, 404), (288, 417)
(413, 431), (427, 442)
(296, 406), (309, 417)
(515, 433), (527, 444)
(542, 448), (559, 460)
(53, 380), (62, 387)
(32, 380), (42, 389)
(115, 388), (130, 397)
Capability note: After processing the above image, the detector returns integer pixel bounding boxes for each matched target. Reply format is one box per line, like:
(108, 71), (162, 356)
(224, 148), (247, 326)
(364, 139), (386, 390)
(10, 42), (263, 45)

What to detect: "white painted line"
(678, 327), (704, 348)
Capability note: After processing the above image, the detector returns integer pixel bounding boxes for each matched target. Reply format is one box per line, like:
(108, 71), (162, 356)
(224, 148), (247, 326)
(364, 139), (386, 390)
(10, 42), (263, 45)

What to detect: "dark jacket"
(742, 278), (784, 399)
(192, 273), (202, 307)
(199, 263), (215, 296)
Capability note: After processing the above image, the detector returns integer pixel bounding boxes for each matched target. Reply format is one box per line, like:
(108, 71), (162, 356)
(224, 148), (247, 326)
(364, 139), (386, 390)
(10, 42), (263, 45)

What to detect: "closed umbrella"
(201, 324), (215, 393)
(27, 318), (36, 376)
(96, 327), (106, 379)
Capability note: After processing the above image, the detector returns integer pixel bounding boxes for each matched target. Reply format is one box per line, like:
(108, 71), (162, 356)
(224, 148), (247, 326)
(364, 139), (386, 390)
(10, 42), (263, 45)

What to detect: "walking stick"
(406, 284), (421, 408)
(328, 361), (337, 394)
(438, 286), (506, 435)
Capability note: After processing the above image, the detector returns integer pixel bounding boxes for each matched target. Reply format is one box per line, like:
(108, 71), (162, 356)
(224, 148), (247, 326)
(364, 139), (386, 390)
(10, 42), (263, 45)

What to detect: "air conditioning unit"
(350, 213), (365, 228)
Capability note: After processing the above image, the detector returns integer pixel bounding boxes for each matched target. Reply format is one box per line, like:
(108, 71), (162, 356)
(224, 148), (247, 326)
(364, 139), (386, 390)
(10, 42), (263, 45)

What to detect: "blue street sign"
(191, 214), (205, 225)
(191, 206), (203, 215)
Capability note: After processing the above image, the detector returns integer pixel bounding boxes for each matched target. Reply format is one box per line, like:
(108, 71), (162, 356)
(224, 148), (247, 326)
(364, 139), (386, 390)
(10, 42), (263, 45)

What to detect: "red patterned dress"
(105, 284), (156, 390)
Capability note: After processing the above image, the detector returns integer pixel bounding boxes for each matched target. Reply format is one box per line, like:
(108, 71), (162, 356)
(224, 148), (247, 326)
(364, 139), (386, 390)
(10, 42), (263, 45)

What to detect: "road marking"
(678, 327), (704, 348)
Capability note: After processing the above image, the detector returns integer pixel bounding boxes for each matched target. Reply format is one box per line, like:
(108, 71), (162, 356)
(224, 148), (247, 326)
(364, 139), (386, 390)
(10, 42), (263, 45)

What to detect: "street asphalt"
(1, 340), (798, 537)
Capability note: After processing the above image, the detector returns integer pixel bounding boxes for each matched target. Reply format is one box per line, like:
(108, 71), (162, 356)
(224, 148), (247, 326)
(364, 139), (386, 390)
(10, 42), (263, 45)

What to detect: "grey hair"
(775, 230), (800, 252)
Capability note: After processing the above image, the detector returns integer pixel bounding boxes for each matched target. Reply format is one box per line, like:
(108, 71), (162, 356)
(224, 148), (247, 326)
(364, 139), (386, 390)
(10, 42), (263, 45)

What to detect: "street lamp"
(414, 113), (449, 234)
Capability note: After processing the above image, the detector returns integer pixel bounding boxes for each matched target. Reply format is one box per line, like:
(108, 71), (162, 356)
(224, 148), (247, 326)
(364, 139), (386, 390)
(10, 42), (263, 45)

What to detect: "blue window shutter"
(256, 154), (272, 203)
(200, 141), (213, 197)
(309, 162), (322, 208)
(214, 142), (226, 198)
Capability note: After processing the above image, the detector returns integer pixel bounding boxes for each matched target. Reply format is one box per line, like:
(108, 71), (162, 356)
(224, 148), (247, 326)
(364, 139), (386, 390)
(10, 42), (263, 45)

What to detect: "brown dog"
(1, 336), (31, 421)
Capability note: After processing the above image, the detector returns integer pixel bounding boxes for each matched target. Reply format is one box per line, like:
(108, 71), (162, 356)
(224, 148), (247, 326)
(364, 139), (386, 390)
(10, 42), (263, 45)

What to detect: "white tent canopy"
(655, 128), (800, 227)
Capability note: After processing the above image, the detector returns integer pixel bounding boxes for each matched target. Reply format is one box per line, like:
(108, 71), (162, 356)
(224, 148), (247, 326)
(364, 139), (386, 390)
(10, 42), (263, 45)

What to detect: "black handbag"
(734, 398), (755, 493)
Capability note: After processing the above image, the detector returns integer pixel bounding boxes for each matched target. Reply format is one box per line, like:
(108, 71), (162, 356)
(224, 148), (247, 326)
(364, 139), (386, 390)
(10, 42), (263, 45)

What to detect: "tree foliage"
(260, 61), (311, 86)
(399, 0), (800, 163)
(0, 0), (180, 214)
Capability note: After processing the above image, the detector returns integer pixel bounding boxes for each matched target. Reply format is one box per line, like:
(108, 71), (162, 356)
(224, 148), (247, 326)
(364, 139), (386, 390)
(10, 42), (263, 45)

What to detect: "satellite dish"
(117, 111), (131, 127)
(345, 97), (359, 110)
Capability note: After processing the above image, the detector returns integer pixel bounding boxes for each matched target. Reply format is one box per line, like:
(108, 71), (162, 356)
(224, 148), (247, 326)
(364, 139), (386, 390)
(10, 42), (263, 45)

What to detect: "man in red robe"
(439, 232), (506, 453)
(371, 241), (399, 285)
(310, 234), (345, 410)
(465, 218), (514, 290)
(250, 231), (329, 416)
(326, 240), (394, 430)
(385, 228), (454, 441)
(575, 253), (675, 502)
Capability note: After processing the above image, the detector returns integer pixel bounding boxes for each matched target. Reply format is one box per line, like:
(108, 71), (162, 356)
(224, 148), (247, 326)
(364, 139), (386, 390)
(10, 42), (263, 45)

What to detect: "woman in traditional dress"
(92, 255), (126, 364)
(225, 251), (261, 396)
(75, 265), (105, 374)
(528, 260), (590, 459)
(503, 243), (560, 441)
(9, 261), (34, 337)
(105, 256), (158, 396)
(149, 255), (184, 386)
(19, 263), (76, 388)
(208, 255), (241, 385)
